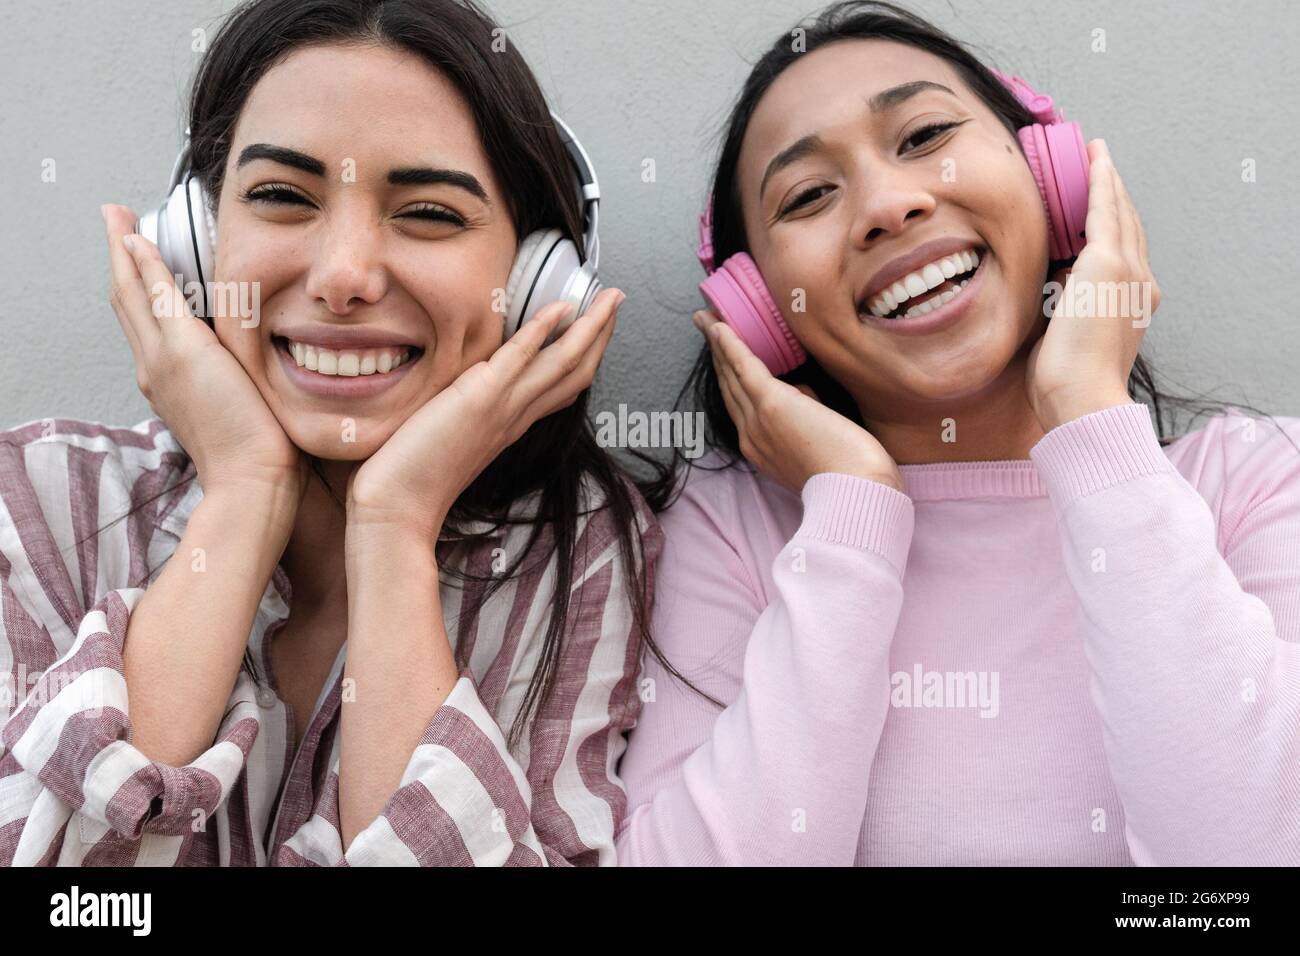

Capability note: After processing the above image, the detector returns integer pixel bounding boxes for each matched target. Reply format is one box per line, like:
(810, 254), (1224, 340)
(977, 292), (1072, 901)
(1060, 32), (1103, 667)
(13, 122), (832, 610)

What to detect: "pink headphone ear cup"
(1017, 125), (1065, 261)
(699, 253), (807, 376)
(1043, 120), (1090, 259)
(1017, 121), (1090, 260)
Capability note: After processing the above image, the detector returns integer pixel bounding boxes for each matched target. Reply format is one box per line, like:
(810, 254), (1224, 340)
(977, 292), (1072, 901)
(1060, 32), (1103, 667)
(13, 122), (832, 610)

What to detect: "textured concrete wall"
(2, 0), (1296, 439)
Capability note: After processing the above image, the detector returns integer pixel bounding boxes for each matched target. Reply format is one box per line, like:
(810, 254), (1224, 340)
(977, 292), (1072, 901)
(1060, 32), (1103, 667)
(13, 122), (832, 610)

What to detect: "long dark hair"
(670, 0), (1296, 480)
(101, 0), (710, 746)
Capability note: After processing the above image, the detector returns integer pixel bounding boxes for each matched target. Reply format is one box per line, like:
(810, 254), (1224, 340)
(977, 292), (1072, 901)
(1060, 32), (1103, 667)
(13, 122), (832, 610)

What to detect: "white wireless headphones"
(137, 111), (602, 340)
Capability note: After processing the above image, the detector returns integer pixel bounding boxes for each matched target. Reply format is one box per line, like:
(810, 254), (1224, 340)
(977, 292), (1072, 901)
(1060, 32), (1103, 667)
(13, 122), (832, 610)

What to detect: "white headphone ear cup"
(504, 230), (550, 309)
(151, 176), (215, 319)
(195, 179), (216, 279)
(525, 238), (582, 328)
(182, 176), (216, 318)
(504, 229), (566, 337)
(152, 181), (192, 279)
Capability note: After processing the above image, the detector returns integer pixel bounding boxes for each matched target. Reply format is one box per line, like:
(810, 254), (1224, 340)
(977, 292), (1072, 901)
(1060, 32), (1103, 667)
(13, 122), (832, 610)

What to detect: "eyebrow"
(758, 80), (958, 201)
(235, 143), (490, 202)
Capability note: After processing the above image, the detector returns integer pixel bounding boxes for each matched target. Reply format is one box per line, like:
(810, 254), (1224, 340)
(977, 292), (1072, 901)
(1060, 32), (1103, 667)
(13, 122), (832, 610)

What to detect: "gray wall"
(3, 0), (1296, 442)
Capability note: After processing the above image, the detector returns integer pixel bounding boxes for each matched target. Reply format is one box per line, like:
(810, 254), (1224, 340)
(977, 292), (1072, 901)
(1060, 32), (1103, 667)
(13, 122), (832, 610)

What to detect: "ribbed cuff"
(1029, 402), (1175, 503)
(797, 472), (915, 574)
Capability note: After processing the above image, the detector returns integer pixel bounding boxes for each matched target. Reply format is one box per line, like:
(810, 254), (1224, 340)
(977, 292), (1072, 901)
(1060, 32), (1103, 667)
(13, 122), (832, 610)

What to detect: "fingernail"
(100, 204), (109, 223)
(691, 312), (704, 331)
(122, 234), (136, 252)
(615, 291), (627, 308)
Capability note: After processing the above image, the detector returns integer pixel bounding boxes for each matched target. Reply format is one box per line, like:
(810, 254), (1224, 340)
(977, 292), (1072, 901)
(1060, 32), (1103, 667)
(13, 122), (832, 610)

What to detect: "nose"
(848, 167), (938, 249)
(303, 204), (388, 314)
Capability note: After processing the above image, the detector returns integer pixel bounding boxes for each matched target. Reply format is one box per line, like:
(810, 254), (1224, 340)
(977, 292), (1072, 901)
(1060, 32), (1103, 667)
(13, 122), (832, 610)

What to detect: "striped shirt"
(0, 417), (662, 866)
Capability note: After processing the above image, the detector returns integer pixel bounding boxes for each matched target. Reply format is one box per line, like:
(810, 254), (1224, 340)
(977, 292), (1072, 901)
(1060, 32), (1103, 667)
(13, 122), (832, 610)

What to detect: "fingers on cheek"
(720, 370), (747, 421)
(717, 363), (740, 405)
(713, 341), (739, 386)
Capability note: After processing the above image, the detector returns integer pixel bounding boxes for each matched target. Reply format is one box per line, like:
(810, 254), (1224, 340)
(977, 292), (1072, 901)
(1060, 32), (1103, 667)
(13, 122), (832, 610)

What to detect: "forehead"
(738, 39), (971, 185)
(232, 42), (489, 170)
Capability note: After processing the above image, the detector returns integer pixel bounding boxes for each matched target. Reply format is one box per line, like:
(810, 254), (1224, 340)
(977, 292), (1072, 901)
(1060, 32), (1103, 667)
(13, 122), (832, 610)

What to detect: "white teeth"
(867, 248), (982, 318)
(894, 278), (971, 320)
(285, 340), (413, 377)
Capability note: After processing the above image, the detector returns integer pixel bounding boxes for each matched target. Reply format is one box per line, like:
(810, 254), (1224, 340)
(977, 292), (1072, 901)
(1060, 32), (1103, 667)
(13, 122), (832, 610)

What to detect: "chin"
(884, 349), (1013, 405)
(281, 417), (395, 462)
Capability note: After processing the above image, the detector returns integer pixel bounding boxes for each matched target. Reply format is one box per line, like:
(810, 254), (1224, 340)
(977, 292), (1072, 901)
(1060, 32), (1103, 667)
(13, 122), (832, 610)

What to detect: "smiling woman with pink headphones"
(614, 0), (1300, 866)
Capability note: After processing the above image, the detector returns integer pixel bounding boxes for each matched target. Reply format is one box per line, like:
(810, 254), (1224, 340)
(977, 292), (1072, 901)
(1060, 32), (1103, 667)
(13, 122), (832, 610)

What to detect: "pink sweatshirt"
(614, 401), (1300, 866)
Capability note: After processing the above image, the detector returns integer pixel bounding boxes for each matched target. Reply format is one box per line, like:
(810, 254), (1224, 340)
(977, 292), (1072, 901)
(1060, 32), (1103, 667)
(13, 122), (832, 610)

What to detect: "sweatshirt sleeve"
(615, 467), (915, 866)
(0, 422), (261, 866)
(1028, 401), (1300, 865)
(308, 489), (663, 867)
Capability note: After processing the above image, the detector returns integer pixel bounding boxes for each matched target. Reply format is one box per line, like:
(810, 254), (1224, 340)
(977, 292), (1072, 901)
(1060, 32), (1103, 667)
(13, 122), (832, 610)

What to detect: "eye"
(778, 184), (834, 218)
(902, 120), (960, 152)
(400, 203), (466, 227)
(244, 184), (309, 205)
(241, 187), (465, 227)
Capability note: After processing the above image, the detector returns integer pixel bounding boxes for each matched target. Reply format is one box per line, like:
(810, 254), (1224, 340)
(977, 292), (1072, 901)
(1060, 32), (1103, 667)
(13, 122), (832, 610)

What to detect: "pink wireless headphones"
(696, 69), (1091, 375)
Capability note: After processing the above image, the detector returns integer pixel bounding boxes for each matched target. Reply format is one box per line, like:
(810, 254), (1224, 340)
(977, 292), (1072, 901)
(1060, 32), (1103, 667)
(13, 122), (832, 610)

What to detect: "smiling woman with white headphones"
(0, 0), (677, 867)
(138, 113), (604, 342)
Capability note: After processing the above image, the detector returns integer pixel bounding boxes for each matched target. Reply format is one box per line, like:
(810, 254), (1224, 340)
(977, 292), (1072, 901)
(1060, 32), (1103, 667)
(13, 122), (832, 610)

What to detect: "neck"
(854, 352), (1049, 466)
(279, 458), (357, 612)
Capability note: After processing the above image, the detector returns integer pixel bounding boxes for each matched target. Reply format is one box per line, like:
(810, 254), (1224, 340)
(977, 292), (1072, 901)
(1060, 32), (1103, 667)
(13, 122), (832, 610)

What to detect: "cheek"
(464, 254), (511, 352)
(762, 226), (845, 318)
(212, 211), (304, 290)
(978, 146), (1050, 267)
(213, 322), (269, 381)
(409, 266), (508, 378)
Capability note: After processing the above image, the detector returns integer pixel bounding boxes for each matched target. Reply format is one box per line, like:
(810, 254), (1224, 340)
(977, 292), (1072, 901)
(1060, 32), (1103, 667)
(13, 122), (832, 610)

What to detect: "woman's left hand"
(346, 287), (624, 536)
(1024, 138), (1161, 431)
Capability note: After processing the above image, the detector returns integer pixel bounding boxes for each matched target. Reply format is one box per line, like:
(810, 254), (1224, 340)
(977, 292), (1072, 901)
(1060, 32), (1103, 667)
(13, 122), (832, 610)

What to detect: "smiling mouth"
(273, 336), (424, 377)
(861, 246), (987, 321)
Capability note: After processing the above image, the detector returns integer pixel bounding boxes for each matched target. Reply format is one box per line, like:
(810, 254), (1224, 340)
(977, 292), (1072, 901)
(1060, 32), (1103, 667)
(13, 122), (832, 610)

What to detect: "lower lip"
(273, 338), (423, 398)
(860, 251), (990, 336)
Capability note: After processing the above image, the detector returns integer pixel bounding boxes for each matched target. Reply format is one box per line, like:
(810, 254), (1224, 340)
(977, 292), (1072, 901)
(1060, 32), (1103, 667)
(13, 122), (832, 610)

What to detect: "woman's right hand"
(694, 309), (905, 495)
(103, 204), (309, 503)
